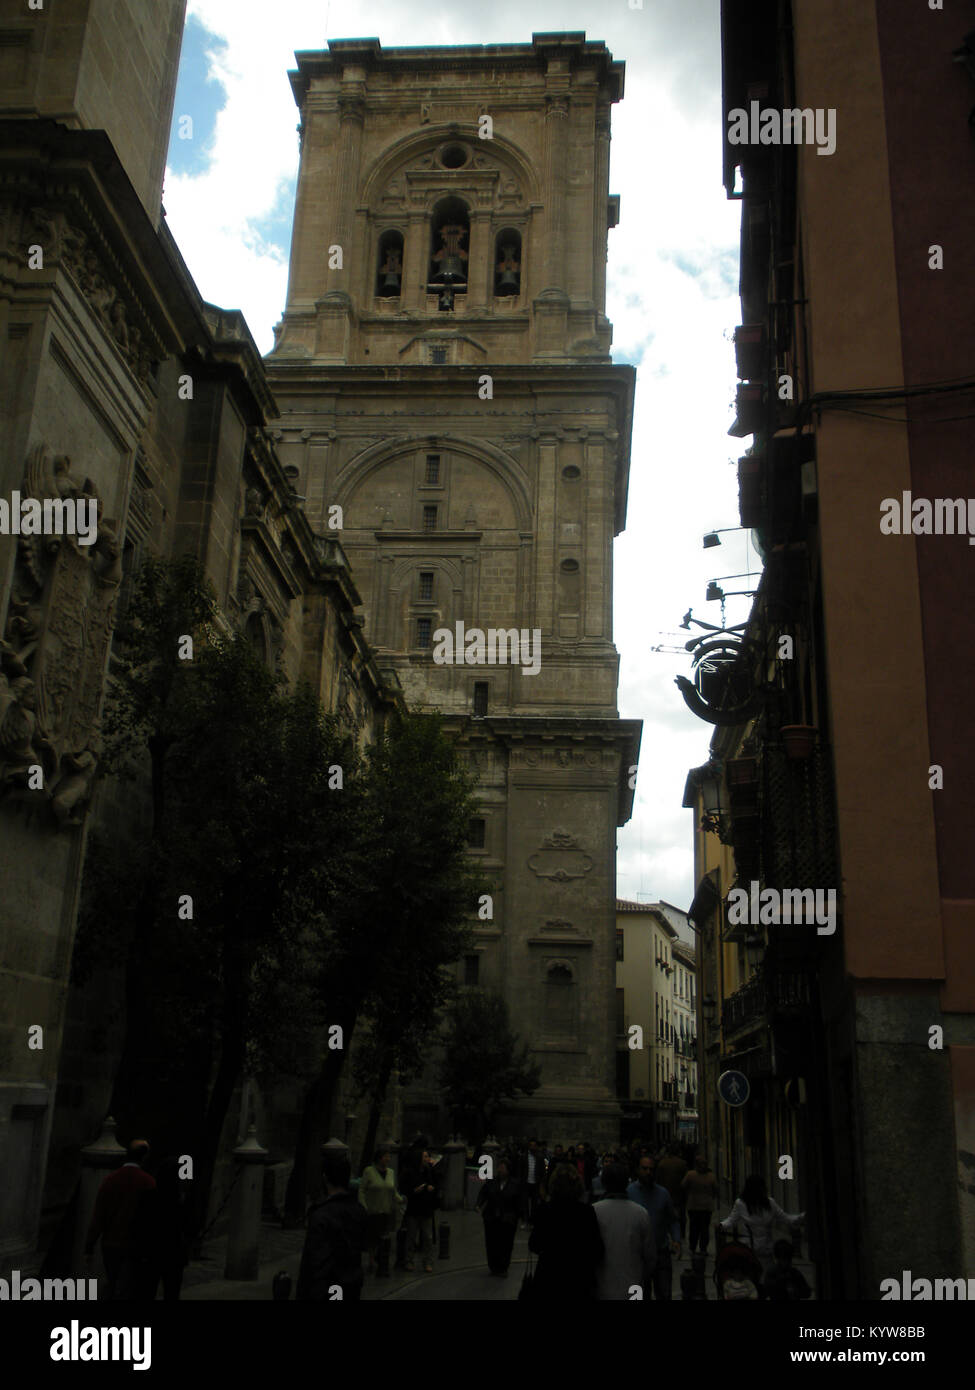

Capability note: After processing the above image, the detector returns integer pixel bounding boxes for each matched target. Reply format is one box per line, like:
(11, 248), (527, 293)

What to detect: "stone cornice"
(289, 35), (623, 109)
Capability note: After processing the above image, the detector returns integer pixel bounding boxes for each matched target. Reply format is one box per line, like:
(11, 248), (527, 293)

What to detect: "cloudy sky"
(164, 0), (758, 911)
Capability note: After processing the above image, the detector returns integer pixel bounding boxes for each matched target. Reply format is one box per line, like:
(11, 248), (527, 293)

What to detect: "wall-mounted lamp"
(703, 526), (743, 549)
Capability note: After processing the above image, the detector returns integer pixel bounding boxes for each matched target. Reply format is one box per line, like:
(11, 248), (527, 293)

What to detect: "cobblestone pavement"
(179, 1208), (817, 1302)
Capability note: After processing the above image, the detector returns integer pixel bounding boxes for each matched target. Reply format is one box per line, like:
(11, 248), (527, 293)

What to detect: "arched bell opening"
(429, 197), (469, 310)
(494, 228), (522, 297)
(376, 228), (404, 297)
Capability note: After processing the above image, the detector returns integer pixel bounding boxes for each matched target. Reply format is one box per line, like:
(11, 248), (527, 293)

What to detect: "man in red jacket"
(85, 1139), (156, 1299)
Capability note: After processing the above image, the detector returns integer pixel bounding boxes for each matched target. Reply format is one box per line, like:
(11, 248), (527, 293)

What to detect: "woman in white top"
(719, 1175), (804, 1261)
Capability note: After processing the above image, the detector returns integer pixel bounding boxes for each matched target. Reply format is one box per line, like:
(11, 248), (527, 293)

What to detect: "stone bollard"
(74, 1115), (126, 1279)
(440, 1135), (466, 1213)
(224, 1125), (268, 1280)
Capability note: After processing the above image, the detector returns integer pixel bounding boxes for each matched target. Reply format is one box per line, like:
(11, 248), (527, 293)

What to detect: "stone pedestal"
(440, 1136), (466, 1212)
(73, 1116), (125, 1278)
(224, 1126), (268, 1280)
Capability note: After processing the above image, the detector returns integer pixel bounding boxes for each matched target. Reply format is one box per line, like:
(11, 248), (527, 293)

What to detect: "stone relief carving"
(527, 830), (593, 882)
(1, 446), (121, 825)
(22, 208), (156, 384)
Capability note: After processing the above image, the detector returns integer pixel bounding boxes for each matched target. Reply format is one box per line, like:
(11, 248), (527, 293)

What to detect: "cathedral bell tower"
(268, 32), (641, 1144)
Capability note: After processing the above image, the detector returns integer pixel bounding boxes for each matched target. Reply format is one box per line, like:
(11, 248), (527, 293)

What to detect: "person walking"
(590, 1151), (617, 1201)
(357, 1148), (401, 1276)
(519, 1137), (547, 1225)
(297, 1152), (368, 1301)
(527, 1164), (603, 1300)
(476, 1156), (521, 1276)
(627, 1153), (680, 1300)
(682, 1152), (717, 1258)
(719, 1174), (804, 1266)
(401, 1147), (440, 1272)
(655, 1142), (689, 1240)
(133, 1155), (191, 1300)
(84, 1138), (156, 1300)
(592, 1163), (656, 1300)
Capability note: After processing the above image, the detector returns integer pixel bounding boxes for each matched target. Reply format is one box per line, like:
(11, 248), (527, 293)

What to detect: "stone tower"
(268, 33), (641, 1144)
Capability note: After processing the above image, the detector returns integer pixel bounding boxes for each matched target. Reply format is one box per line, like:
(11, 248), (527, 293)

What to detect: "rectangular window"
(416, 618), (432, 649)
(419, 571), (434, 600)
(468, 817), (486, 849)
(616, 929), (624, 962)
(423, 505), (438, 532)
(430, 346), (447, 365)
(464, 954), (480, 987)
(473, 682), (488, 717)
(425, 454), (441, 484)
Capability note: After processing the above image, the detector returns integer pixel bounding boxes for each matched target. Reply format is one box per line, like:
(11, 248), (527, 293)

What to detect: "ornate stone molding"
(1, 446), (121, 827)
(527, 830), (593, 882)
(20, 206), (158, 384)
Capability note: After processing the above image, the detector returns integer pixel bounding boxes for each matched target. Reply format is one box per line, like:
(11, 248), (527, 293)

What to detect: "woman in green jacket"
(357, 1148), (402, 1275)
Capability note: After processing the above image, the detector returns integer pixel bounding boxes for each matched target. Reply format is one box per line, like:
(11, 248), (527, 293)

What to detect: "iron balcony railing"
(722, 968), (810, 1037)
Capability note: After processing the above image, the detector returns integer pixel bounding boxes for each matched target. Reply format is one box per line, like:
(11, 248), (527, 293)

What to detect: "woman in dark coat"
(477, 1155), (521, 1276)
(527, 1163), (603, 1300)
(401, 1146), (441, 1273)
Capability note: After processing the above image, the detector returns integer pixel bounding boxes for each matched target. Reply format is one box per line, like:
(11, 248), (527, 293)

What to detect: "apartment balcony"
(722, 966), (810, 1041)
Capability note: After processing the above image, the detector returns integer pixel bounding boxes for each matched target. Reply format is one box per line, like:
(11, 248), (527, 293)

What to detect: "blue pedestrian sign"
(718, 1070), (750, 1106)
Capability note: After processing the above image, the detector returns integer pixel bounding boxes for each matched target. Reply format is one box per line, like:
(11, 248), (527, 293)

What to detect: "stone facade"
(0, 0), (186, 226)
(268, 34), (641, 1146)
(0, 51), (401, 1265)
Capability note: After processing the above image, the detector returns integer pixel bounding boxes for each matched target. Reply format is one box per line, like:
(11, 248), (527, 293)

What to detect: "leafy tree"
(439, 990), (541, 1144)
(78, 557), (362, 1231)
(284, 710), (483, 1219)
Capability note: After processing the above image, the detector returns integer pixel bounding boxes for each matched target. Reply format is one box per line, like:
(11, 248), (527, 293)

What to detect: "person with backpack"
(297, 1152), (368, 1300)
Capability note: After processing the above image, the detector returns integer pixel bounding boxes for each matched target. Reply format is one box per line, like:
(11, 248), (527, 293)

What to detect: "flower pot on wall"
(781, 724), (816, 759)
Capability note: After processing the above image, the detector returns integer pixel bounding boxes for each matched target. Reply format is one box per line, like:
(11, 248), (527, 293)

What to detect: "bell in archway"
(433, 223), (468, 285)
(496, 244), (520, 295)
(379, 247), (401, 294)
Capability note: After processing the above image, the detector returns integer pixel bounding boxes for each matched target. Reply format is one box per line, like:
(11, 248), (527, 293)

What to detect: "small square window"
(468, 817), (486, 849)
(419, 571), (434, 600)
(473, 682), (488, 717)
(430, 346), (447, 365)
(416, 617), (432, 649)
(425, 455), (441, 484)
(423, 505), (438, 532)
(464, 954), (480, 987)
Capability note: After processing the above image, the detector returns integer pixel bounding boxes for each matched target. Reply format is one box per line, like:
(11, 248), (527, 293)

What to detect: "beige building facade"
(268, 34), (641, 1144)
(615, 900), (697, 1145)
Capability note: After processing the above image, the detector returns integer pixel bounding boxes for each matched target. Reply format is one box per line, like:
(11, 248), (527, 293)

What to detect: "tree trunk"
(190, 896), (246, 1239)
(359, 1053), (394, 1173)
(283, 1006), (357, 1224)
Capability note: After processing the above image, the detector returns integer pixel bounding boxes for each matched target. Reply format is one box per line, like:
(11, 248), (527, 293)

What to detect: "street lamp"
(703, 527), (743, 549)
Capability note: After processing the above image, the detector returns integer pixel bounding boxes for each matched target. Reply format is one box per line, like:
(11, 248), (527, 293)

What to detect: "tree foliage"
(438, 990), (541, 1142)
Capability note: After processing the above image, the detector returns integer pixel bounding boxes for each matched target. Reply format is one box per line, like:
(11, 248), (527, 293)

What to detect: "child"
(763, 1239), (812, 1300)
(721, 1253), (759, 1300)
